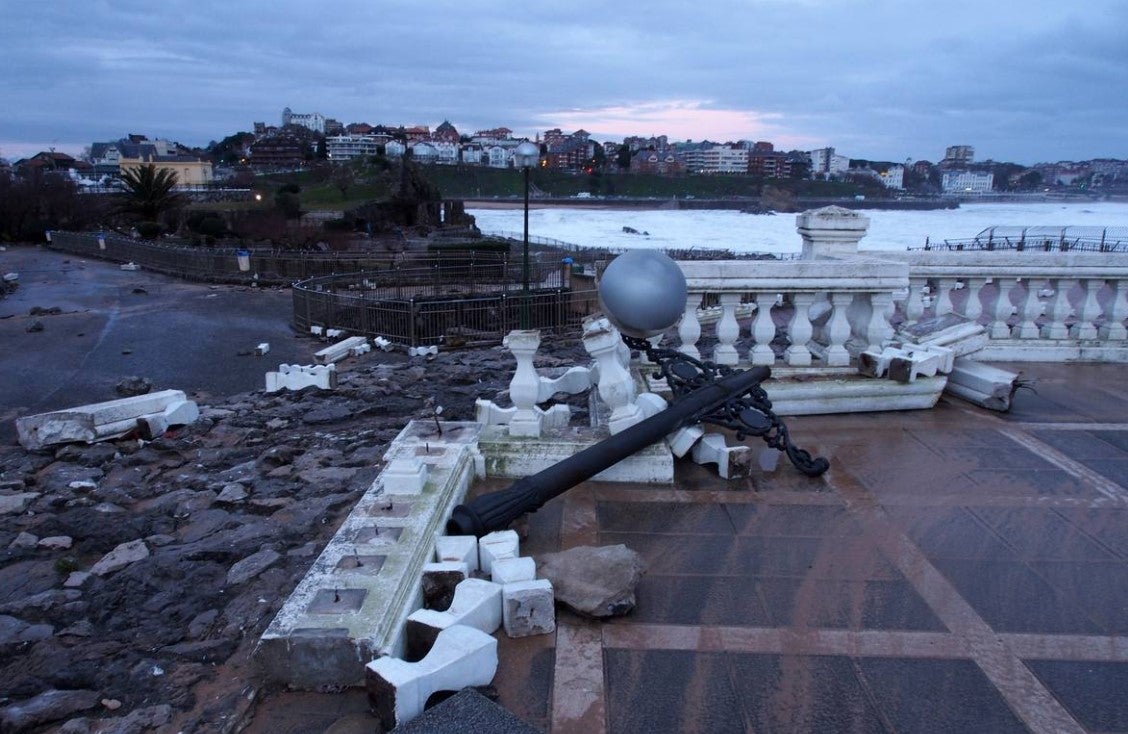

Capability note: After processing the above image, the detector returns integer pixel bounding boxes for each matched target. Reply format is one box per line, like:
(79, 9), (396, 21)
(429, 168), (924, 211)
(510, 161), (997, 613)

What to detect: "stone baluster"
(864, 292), (894, 351)
(903, 277), (928, 324)
(678, 291), (704, 360)
(784, 292), (815, 366)
(962, 278), (987, 323)
(748, 292), (776, 366)
(1012, 278), (1044, 339)
(713, 292), (741, 366)
(824, 292), (853, 367)
(933, 278), (958, 317)
(1098, 278), (1128, 341)
(1070, 279), (1105, 340)
(504, 330), (543, 437)
(1041, 278), (1075, 340)
(988, 279), (1016, 339)
(583, 316), (641, 434)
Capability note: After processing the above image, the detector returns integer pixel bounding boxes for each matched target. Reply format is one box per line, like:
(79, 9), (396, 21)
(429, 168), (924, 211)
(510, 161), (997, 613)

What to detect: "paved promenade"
(484, 362), (1128, 733)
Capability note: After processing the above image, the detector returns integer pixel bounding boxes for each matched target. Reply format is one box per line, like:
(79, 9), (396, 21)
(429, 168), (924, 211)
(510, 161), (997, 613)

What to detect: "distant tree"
(118, 164), (182, 221)
(1016, 170), (1043, 190)
(616, 144), (632, 170)
(332, 164), (356, 199)
(316, 136), (328, 160)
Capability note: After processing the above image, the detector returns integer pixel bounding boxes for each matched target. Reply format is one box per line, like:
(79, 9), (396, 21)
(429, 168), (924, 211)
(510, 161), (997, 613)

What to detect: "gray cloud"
(1, 0), (1124, 163)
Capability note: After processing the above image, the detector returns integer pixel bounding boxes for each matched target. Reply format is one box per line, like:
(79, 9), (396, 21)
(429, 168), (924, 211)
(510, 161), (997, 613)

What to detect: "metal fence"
(292, 267), (599, 347)
(45, 231), (574, 285)
(914, 226), (1128, 253)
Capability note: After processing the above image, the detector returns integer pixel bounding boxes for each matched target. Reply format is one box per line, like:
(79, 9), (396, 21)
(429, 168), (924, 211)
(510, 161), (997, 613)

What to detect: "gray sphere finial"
(598, 249), (687, 338)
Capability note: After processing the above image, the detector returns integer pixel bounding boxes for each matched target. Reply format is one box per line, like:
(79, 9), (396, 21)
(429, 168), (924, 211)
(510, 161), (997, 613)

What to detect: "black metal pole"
(447, 365), (772, 537)
(521, 165), (530, 328)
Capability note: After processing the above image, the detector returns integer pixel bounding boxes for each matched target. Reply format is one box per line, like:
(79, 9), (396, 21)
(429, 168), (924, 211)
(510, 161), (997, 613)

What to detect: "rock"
(0, 689), (101, 731)
(216, 483), (249, 504)
(90, 539), (150, 577)
(26, 320), (44, 333)
(301, 404), (353, 425)
(64, 572), (92, 589)
(115, 376), (154, 397)
(101, 698), (122, 711)
(535, 544), (646, 618)
(226, 548), (281, 586)
(0, 615), (54, 647)
(0, 492), (39, 515)
(186, 609), (219, 639)
(9, 531), (39, 549)
(38, 535), (74, 550)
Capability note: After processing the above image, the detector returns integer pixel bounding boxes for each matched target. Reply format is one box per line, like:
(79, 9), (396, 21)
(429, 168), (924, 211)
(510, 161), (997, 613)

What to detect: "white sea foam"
(468, 201), (1128, 254)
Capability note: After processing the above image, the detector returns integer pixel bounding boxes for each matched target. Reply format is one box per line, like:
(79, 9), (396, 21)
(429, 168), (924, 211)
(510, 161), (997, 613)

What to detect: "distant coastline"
(465, 196), (961, 212)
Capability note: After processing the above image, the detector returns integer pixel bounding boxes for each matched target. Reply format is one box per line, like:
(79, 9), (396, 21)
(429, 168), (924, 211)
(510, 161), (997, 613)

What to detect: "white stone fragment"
(382, 458), (429, 494)
(691, 433), (751, 480)
(666, 424), (705, 458)
(536, 365), (592, 402)
(265, 363), (337, 393)
(314, 336), (369, 365)
(255, 342), (270, 356)
(310, 325), (324, 337)
(366, 625), (498, 731)
(120, 262), (141, 271)
(16, 390), (190, 449)
(408, 345), (439, 358)
(945, 359), (1023, 412)
(406, 578), (503, 656)
(374, 336), (393, 351)
(502, 579), (556, 638)
(490, 556), (535, 585)
(137, 399), (200, 440)
(478, 530), (519, 575)
(435, 536), (479, 573)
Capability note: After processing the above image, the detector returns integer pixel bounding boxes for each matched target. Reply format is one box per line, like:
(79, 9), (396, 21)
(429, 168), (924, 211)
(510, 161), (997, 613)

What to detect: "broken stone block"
(898, 313), (988, 358)
(255, 342), (270, 356)
(421, 561), (468, 611)
(137, 399), (200, 440)
(382, 458), (429, 494)
(691, 433), (752, 480)
(945, 359), (1025, 412)
(366, 625), (498, 732)
(16, 390), (193, 449)
(265, 363), (337, 393)
(666, 424), (705, 458)
(90, 539), (150, 576)
(314, 336), (369, 365)
(405, 578), (502, 660)
(536, 544), (645, 618)
(435, 535), (479, 573)
(477, 530), (519, 576)
(502, 579), (556, 638)
(490, 557), (535, 585)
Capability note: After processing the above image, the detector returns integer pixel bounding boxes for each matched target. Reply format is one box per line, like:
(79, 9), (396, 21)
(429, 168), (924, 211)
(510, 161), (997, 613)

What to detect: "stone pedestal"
(583, 316), (642, 434)
(505, 330), (543, 437)
(796, 206), (870, 259)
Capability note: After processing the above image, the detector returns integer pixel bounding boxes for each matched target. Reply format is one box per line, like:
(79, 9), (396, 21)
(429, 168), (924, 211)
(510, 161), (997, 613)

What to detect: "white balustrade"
(1099, 279), (1128, 341)
(1041, 278), (1074, 340)
(713, 293), (742, 366)
(678, 292), (704, 360)
(748, 292), (776, 366)
(1071, 279), (1103, 340)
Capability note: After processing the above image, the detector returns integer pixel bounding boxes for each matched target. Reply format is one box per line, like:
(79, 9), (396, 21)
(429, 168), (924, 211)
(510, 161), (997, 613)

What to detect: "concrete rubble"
(15, 390), (200, 450)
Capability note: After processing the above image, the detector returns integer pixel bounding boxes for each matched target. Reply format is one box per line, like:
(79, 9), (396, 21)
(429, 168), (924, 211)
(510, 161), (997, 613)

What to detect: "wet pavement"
(476, 361), (1128, 734)
(0, 246), (316, 443)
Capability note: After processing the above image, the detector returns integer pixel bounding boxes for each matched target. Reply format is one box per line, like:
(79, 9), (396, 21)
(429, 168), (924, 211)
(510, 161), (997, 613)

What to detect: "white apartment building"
(326, 134), (389, 161)
(942, 170), (994, 194)
(681, 146), (749, 174)
(281, 107), (326, 134)
(807, 147), (851, 178)
(879, 165), (905, 190)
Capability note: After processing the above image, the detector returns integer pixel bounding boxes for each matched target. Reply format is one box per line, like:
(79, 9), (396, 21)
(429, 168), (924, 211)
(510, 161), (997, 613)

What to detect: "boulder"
(535, 544), (645, 618)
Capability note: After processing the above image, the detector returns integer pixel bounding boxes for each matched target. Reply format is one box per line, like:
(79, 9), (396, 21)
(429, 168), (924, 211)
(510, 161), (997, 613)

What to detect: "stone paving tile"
(1026, 660), (1128, 733)
(1074, 459), (1128, 487)
(858, 657), (1030, 734)
(1090, 430), (1128, 452)
(493, 635), (554, 733)
(727, 654), (888, 733)
(599, 530), (746, 576)
(929, 558), (1104, 634)
(604, 650), (747, 734)
(618, 574), (773, 626)
(596, 501), (735, 535)
(971, 507), (1118, 560)
(890, 507), (1021, 561)
(1053, 508), (1128, 559)
(1030, 430), (1128, 460)
(966, 468), (1097, 498)
(758, 578), (946, 631)
(723, 503), (864, 537)
(1026, 561), (1128, 635)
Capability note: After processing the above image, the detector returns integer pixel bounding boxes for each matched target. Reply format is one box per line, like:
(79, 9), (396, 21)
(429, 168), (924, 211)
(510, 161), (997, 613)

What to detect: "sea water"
(468, 201), (1128, 254)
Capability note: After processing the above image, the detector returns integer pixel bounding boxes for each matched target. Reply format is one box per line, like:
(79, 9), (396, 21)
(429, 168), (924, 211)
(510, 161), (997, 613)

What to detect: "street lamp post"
(513, 141), (540, 328)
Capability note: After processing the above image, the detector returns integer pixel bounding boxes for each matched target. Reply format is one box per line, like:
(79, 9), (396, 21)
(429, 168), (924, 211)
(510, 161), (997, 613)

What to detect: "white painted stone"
(478, 530), (519, 575)
(691, 433), (751, 479)
(255, 342), (270, 356)
(382, 458), (429, 494)
(90, 539), (150, 576)
(265, 364), (337, 393)
(406, 578), (503, 655)
(634, 392), (667, 420)
(374, 336), (393, 351)
(537, 366), (592, 402)
(435, 536), (479, 573)
(16, 390), (190, 449)
(314, 336), (369, 365)
(666, 424), (705, 458)
(120, 262), (141, 271)
(490, 556), (535, 585)
(505, 330), (543, 437)
(137, 399), (200, 440)
(310, 325), (324, 337)
(945, 359), (1022, 412)
(366, 625), (498, 731)
(583, 316), (642, 435)
(796, 206), (870, 259)
(326, 328), (345, 339)
(407, 345), (438, 358)
(502, 579), (556, 638)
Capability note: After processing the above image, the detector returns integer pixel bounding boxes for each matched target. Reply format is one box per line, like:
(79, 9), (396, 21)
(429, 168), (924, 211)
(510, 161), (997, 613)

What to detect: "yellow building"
(119, 154), (214, 187)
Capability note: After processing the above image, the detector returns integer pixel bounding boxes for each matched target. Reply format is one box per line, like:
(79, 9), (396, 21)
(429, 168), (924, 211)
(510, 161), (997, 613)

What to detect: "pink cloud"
(533, 100), (820, 148)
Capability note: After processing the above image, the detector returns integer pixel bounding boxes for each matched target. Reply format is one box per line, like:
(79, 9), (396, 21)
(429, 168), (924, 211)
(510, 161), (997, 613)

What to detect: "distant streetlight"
(513, 141), (540, 328)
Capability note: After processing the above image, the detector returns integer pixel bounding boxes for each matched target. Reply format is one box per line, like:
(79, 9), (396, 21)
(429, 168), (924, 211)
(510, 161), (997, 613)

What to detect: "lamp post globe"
(598, 249), (687, 338)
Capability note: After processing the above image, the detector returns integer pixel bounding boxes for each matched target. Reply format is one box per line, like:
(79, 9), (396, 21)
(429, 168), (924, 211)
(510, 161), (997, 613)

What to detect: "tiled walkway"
(486, 363), (1128, 734)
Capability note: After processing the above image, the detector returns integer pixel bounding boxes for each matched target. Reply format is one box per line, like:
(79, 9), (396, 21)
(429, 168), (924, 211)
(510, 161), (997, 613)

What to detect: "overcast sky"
(1, 0), (1125, 164)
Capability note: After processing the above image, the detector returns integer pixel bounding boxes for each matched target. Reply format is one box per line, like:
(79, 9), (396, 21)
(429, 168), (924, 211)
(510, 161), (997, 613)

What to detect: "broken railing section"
(15, 390), (199, 450)
(448, 326), (828, 538)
